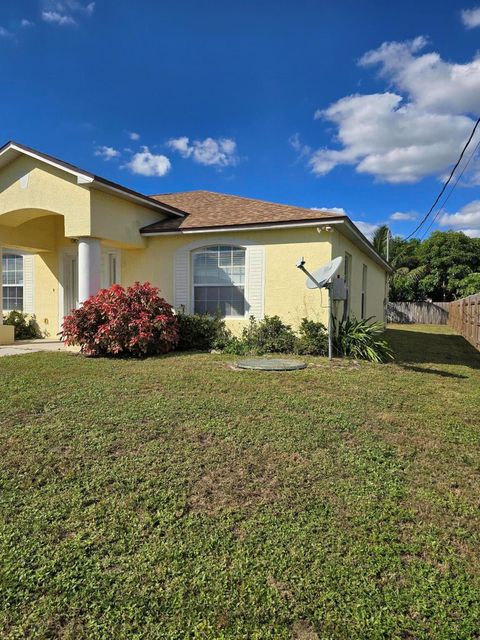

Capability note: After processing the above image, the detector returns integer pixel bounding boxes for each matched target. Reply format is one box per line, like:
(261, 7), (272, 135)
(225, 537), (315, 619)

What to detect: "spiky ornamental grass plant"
(333, 316), (394, 363)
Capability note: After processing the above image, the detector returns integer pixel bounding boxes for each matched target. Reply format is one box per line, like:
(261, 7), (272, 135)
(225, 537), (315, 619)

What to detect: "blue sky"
(2, 0), (480, 238)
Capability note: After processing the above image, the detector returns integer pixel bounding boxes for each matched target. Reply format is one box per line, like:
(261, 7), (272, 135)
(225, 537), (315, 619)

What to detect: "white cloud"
(124, 147), (171, 177)
(438, 200), (480, 236)
(41, 1), (95, 26)
(0, 26), (14, 38)
(289, 133), (311, 159)
(461, 228), (480, 237)
(311, 93), (473, 183)
(21, 19), (34, 27)
(42, 10), (76, 25)
(301, 37), (480, 184)
(390, 211), (417, 221)
(168, 136), (191, 155)
(94, 145), (120, 161)
(461, 7), (480, 28)
(353, 220), (380, 240)
(359, 36), (480, 115)
(128, 132), (140, 141)
(167, 136), (239, 168)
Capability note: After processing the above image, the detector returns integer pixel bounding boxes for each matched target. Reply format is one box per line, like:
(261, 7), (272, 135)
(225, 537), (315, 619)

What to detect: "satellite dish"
(306, 256), (343, 289)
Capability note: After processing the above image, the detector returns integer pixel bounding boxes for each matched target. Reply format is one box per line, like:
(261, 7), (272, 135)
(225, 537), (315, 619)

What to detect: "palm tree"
(371, 226), (428, 300)
(372, 224), (390, 260)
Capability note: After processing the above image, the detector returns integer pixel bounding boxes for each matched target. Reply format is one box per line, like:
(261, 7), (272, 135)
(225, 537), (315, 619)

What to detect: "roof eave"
(90, 178), (185, 217)
(340, 217), (393, 272)
(139, 216), (346, 234)
(140, 216), (392, 272)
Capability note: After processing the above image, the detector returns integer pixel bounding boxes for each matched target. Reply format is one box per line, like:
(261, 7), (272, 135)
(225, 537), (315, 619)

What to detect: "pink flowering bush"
(62, 282), (178, 357)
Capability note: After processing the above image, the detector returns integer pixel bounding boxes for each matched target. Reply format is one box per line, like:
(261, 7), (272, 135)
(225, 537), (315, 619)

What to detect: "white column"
(78, 238), (101, 303)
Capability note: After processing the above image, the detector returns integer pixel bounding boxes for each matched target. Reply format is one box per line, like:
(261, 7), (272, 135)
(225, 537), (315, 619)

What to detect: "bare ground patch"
(291, 620), (319, 639)
(188, 444), (307, 514)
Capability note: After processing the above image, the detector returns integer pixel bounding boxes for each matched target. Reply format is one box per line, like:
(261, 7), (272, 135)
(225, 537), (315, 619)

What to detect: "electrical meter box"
(332, 276), (347, 300)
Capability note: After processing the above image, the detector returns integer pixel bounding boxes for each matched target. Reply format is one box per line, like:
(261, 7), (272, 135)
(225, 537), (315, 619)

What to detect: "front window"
(2, 253), (24, 312)
(193, 245), (246, 317)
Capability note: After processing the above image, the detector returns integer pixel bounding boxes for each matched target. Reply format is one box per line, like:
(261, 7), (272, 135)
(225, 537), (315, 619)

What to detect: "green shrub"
(62, 283), (178, 357)
(177, 313), (393, 363)
(3, 311), (42, 340)
(333, 316), (393, 363)
(295, 318), (328, 355)
(240, 315), (297, 354)
(176, 313), (231, 351)
(221, 335), (250, 355)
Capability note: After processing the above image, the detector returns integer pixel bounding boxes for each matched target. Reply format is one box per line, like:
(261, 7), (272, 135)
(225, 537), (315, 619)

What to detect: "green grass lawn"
(1, 325), (479, 639)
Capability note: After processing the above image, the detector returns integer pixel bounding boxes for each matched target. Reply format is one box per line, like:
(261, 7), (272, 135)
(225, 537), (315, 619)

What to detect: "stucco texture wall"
(331, 230), (387, 323)
(90, 191), (166, 248)
(122, 227), (334, 331)
(0, 155), (91, 238)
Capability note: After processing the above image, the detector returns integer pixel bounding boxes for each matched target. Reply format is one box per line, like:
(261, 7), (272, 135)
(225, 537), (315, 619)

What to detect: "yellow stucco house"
(0, 141), (391, 345)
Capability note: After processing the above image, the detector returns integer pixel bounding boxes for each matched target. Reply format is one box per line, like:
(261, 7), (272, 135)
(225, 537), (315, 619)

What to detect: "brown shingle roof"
(140, 190), (345, 233)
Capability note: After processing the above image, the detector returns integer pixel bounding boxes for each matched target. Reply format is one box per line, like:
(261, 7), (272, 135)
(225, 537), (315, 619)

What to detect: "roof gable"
(0, 141), (184, 218)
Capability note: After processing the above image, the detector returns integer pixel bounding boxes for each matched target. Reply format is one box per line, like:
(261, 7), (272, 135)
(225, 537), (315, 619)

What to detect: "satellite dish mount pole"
(296, 258), (337, 361)
(324, 281), (333, 361)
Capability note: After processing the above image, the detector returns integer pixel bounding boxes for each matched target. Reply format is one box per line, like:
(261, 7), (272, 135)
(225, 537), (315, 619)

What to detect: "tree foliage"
(385, 230), (480, 301)
(372, 224), (390, 259)
(456, 272), (480, 298)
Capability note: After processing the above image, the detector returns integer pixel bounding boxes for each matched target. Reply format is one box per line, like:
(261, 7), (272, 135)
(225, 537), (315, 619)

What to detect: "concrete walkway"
(0, 339), (80, 357)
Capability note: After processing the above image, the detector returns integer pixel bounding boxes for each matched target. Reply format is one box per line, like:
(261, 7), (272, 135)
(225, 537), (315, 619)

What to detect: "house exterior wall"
(90, 190), (166, 248)
(123, 226), (334, 332)
(331, 229), (388, 323)
(7, 223), (388, 339)
(0, 155), (91, 238)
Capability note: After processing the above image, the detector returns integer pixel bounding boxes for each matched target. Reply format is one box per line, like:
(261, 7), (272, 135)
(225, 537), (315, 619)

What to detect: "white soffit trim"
(0, 143), (93, 183)
(141, 220), (343, 235)
(90, 181), (183, 216)
(144, 219), (391, 272)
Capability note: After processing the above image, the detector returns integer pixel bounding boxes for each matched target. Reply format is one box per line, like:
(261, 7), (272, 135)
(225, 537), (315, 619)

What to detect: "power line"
(419, 136), (480, 240)
(405, 116), (480, 240)
(386, 133), (480, 270)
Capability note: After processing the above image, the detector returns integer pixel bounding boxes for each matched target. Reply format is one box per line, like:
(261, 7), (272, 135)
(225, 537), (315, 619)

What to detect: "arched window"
(2, 253), (24, 312)
(192, 245), (246, 317)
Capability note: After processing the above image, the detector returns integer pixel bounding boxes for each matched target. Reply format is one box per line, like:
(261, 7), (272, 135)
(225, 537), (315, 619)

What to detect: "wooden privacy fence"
(387, 301), (450, 325)
(449, 294), (480, 351)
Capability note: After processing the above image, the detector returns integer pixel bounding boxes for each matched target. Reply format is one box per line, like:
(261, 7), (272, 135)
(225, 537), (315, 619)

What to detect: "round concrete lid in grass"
(235, 358), (307, 371)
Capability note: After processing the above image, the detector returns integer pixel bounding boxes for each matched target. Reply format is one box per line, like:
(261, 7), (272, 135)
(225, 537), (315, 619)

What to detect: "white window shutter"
(23, 254), (35, 315)
(246, 246), (265, 319)
(174, 249), (190, 312)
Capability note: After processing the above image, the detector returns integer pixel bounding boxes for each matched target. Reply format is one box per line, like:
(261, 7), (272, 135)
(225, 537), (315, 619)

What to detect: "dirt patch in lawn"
(291, 620), (320, 639)
(188, 444), (307, 514)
